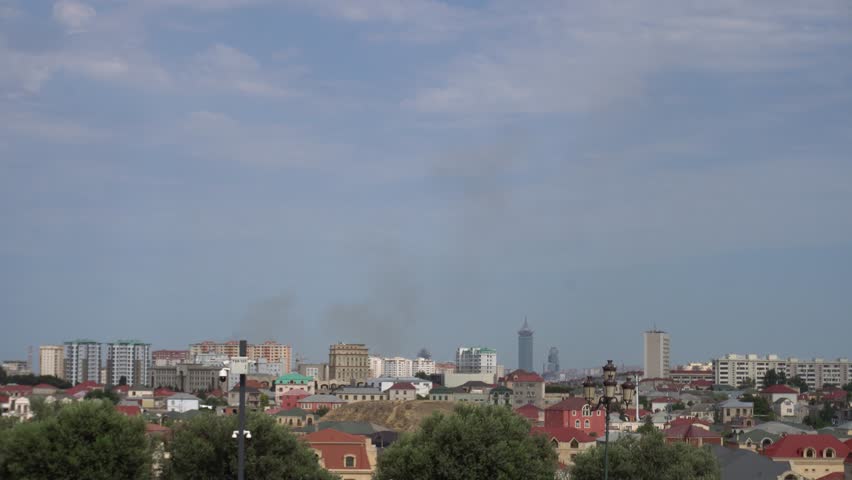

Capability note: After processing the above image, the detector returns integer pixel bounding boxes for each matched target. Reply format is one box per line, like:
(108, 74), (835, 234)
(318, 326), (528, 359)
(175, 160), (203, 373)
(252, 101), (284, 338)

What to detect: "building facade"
(328, 343), (370, 381)
(518, 319), (534, 372)
(544, 347), (560, 375)
(412, 357), (435, 375)
(106, 340), (152, 387)
(39, 345), (65, 379)
(152, 350), (190, 367)
(643, 330), (671, 379)
(713, 354), (852, 390)
(456, 346), (497, 374)
(381, 357), (413, 378)
(64, 340), (101, 386)
(150, 363), (221, 392)
(189, 340), (292, 372)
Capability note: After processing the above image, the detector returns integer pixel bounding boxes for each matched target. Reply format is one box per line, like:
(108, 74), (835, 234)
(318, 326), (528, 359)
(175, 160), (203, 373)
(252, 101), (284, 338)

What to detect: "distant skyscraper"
(518, 319), (534, 372)
(64, 340), (102, 386)
(39, 345), (65, 379)
(643, 330), (671, 379)
(545, 346), (560, 374)
(106, 340), (152, 387)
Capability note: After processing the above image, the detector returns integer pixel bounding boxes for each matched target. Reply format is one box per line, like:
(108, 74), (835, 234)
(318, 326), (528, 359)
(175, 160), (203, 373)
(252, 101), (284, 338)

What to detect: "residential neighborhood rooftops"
(762, 434), (851, 459)
(515, 404), (542, 421)
(547, 397), (594, 411)
(302, 429), (372, 471)
(719, 399), (753, 408)
(709, 445), (793, 480)
(503, 369), (545, 383)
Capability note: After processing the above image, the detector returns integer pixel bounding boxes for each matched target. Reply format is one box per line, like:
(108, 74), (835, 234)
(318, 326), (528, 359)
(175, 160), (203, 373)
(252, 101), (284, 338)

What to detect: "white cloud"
(0, 111), (107, 144)
(188, 44), (296, 98)
(53, 0), (96, 33)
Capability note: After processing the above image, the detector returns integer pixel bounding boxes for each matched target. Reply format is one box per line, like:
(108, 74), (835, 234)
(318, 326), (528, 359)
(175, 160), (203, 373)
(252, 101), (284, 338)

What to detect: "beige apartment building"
(328, 343), (370, 381)
(39, 345), (65, 379)
(189, 340), (291, 372)
(713, 354), (852, 389)
(643, 330), (670, 378)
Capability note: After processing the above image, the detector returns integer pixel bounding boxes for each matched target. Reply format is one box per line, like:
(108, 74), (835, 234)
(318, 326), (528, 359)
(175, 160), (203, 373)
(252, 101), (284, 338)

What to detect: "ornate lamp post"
(583, 360), (636, 480)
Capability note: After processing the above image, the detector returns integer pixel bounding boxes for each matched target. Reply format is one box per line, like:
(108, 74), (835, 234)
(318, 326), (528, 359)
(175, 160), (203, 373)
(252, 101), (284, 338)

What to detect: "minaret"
(517, 318), (534, 372)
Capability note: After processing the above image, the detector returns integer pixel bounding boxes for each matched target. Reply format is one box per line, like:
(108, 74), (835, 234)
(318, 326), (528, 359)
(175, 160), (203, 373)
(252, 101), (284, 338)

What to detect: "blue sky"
(1, 0), (851, 371)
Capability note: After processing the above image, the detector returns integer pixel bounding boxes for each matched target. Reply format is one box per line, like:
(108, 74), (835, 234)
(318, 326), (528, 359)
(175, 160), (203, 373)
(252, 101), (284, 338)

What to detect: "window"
(570, 439), (579, 448)
(575, 420), (580, 428)
(584, 420), (590, 428)
(582, 405), (591, 416)
(804, 448), (816, 458)
(344, 455), (356, 468)
(824, 448), (835, 458)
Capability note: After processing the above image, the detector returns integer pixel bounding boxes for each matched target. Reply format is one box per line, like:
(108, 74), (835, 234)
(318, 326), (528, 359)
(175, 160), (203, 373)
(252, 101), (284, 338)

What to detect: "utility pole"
(238, 339), (247, 480)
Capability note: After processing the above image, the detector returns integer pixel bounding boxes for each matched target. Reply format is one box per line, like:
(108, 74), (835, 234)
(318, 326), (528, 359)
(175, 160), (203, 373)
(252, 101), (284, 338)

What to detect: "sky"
(1, 0), (852, 372)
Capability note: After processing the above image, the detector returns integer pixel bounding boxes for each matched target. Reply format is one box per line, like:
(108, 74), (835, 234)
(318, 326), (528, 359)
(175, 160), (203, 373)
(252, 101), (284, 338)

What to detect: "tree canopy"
(571, 430), (720, 480)
(0, 373), (71, 389)
(375, 404), (558, 480)
(0, 400), (151, 479)
(85, 389), (121, 404)
(164, 411), (335, 480)
(788, 375), (809, 393)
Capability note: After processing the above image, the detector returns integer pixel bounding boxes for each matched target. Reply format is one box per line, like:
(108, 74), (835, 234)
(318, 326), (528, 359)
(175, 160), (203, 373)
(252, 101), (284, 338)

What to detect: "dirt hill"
(320, 400), (457, 432)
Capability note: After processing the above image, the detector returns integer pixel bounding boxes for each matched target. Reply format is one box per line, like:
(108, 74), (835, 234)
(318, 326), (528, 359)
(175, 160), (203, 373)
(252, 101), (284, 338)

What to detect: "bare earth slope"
(320, 400), (457, 432)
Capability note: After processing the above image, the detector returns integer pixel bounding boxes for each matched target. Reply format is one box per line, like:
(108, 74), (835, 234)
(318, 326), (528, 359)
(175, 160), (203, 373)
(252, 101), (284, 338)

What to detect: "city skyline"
(2, 1), (852, 369)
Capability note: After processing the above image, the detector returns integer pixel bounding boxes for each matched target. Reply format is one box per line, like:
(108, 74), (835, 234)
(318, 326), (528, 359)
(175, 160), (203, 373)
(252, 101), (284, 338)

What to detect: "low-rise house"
(115, 405), (142, 417)
(500, 369), (546, 409)
(719, 399), (754, 424)
(273, 373), (315, 404)
(515, 404), (544, 425)
(531, 426), (595, 466)
(336, 386), (387, 403)
(280, 389), (311, 409)
(709, 445), (797, 480)
(387, 383), (417, 401)
(274, 407), (318, 428)
(651, 396), (680, 412)
(0, 385), (34, 398)
(545, 397), (605, 437)
(663, 422), (723, 447)
(729, 428), (781, 452)
(762, 434), (851, 479)
(741, 421), (814, 437)
(128, 385), (156, 409)
(774, 398), (804, 421)
(760, 384), (800, 405)
(369, 377), (433, 397)
(228, 386), (262, 410)
(32, 383), (59, 395)
(10, 396), (32, 420)
(684, 403), (717, 423)
(166, 393), (201, 413)
(298, 394), (346, 412)
(303, 428), (377, 480)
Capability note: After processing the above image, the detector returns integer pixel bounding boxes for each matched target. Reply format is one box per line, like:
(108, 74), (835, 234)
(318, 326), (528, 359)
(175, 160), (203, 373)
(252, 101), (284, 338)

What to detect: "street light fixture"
(583, 360), (636, 480)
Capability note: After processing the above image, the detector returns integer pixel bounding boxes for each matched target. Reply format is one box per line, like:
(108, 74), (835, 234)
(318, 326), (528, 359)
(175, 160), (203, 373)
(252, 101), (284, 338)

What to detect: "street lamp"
(583, 360), (636, 480)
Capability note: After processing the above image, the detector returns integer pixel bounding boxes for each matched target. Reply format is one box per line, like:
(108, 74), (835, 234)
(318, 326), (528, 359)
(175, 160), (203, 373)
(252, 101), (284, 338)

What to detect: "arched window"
(761, 438), (772, 448)
(582, 405), (591, 417)
(745, 439), (752, 447)
(804, 448), (816, 458)
(344, 455), (356, 468)
(824, 448), (835, 458)
(551, 439), (559, 448)
(575, 420), (580, 428)
(570, 439), (579, 449)
(584, 420), (590, 428)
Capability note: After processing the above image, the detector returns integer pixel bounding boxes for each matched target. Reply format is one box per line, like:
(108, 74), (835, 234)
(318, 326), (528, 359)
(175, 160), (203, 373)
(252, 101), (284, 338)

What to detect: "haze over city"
(2, 0), (852, 369)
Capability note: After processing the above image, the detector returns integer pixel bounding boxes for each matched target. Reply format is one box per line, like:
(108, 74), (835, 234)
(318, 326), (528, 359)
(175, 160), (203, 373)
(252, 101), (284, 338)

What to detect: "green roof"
(274, 373), (314, 385)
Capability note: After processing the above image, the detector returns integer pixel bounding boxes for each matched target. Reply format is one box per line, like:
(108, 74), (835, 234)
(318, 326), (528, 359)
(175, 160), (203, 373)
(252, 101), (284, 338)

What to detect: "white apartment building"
(456, 347), (497, 374)
(369, 356), (384, 378)
(106, 340), (152, 387)
(383, 357), (413, 378)
(39, 345), (65, 379)
(713, 354), (852, 390)
(413, 357), (435, 375)
(64, 340), (102, 386)
(643, 330), (670, 379)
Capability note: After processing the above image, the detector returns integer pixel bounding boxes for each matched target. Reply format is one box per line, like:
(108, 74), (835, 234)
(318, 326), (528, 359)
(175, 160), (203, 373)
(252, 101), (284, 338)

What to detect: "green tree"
(164, 411), (335, 480)
(85, 389), (121, 404)
(741, 394), (774, 419)
(763, 369), (780, 387)
(788, 375), (809, 393)
(738, 377), (755, 389)
(0, 365), (6, 384)
(571, 430), (719, 480)
(0, 401), (151, 479)
(375, 404), (558, 480)
(637, 415), (656, 435)
(315, 406), (330, 417)
(545, 384), (573, 394)
(259, 393), (270, 410)
(414, 371), (430, 380)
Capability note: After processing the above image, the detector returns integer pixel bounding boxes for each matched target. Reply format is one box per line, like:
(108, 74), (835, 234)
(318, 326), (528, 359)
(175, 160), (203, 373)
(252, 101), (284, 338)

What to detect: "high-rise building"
(368, 356), (384, 378)
(456, 346), (497, 374)
(189, 340), (292, 373)
(39, 345), (65, 379)
(106, 340), (152, 387)
(152, 350), (190, 367)
(413, 357), (436, 375)
(382, 357), (413, 378)
(544, 346), (560, 374)
(328, 343), (370, 381)
(518, 319), (534, 372)
(64, 340), (102, 386)
(643, 330), (671, 379)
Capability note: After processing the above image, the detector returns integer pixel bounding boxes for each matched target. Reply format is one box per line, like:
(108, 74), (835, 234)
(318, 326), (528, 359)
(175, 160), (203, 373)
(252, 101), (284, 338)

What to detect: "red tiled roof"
(515, 404), (542, 420)
(505, 369), (545, 383)
(546, 397), (591, 411)
(531, 426), (595, 444)
(33, 383), (56, 389)
(815, 473), (844, 480)
(0, 385), (33, 394)
(669, 417), (712, 428)
(154, 387), (175, 397)
(303, 429), (371, 470)
(763, 434), (851, 459)
(622, 409), (652, 421)
(821, 389), (847, 401)
(113, 385), (129, 393)
(689, 380), (714, 387)
(664, 424), (722, 440)
(761, 384), (798, 394)
(844, 439), (852, 449)
(0, 395), (9, 403)
(115, 405), (142, 417)
(389, 382), (416, 391)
